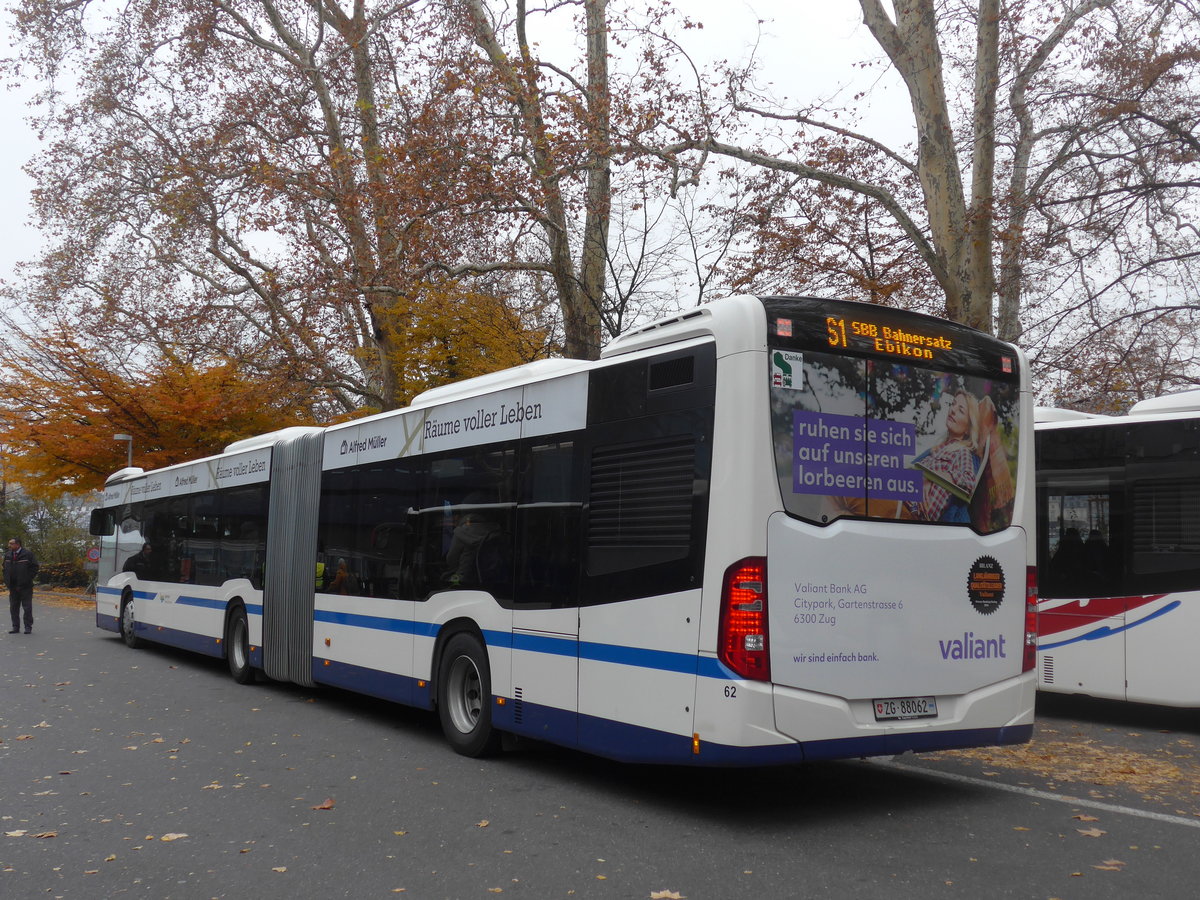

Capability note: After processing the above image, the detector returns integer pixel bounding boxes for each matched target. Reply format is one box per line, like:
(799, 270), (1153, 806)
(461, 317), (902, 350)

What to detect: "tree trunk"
(576, 0), (610, 361)
(860, 0), (974, 326)
(966, 0), (1000, 334)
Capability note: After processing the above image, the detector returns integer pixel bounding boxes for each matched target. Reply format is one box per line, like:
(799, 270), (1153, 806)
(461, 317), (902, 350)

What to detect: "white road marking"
(867, 757), (1200, 830)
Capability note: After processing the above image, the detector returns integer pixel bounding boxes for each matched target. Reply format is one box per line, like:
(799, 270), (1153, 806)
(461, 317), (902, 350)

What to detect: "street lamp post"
(114, 433), (134, 468)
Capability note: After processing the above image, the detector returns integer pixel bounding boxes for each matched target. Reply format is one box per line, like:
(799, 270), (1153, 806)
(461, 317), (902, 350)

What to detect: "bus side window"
(515, 441), (580, 608)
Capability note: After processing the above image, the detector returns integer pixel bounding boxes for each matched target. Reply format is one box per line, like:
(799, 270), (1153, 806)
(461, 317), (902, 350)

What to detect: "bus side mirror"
(89, 509), (115, 536)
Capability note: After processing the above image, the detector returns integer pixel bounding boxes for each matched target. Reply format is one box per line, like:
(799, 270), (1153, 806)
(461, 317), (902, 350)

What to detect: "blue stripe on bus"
(176, 594), (227, 610)
(314, 657), (432, 709)
(94, 596), (1032, 766)
(314, 609), (420, 634)
(96, 585), (158, 602)
(579, 641), (699, 675)
(796, 723), (1034, 763)
(494, 695), (1033, 766)
(318, 614), (732, 679)
(130, 622), (224, 659)
(98, 591), (728, 680)
(1039, 600), (1181, 651)
(510, 631), (574, 656)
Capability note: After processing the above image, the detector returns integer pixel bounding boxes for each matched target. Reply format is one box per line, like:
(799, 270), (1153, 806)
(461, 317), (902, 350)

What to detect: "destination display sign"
(763, 296), (1018, 380)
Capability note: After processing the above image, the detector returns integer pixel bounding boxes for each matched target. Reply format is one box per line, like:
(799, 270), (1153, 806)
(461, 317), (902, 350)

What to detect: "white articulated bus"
(90, 294), (1036, 765)
(1036, 390), (1200, 707)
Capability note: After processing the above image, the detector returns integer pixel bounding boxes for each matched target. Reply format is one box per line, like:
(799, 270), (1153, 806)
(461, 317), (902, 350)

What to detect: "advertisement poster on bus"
(769, 350), (1021, 535)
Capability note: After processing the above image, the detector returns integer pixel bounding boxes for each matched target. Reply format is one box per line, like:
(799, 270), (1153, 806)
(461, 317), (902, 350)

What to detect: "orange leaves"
(0, 328), (317, 498)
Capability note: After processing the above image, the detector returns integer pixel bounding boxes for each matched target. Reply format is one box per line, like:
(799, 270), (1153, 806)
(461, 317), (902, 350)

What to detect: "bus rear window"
(769, 349), (1021, 533)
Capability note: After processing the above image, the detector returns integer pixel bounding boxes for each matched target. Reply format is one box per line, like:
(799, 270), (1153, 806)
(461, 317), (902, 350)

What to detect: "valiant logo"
(340, 434), (388, 456)
(939, 631), (1007, 660)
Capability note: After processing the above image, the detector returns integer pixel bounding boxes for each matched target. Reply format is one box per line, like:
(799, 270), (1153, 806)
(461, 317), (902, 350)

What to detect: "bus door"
(507, 441), (581, 746)
(1037, 476), (1128, 700)
(1122, 424), (1200, 705)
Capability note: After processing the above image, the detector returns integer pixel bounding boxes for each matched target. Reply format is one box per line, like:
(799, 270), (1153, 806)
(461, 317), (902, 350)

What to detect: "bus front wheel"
(120, 595), (143, 649)
(226, 606), (254, 684)
(437, 632), (501, 757)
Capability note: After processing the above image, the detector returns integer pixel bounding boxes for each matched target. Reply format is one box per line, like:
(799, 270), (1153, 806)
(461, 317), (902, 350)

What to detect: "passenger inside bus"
(445, 498), (501, 586)
(329, 558), (360, 595)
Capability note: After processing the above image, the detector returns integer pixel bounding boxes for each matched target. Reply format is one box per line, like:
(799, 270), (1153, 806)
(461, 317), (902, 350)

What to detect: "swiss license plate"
(873, 696), (938, 721)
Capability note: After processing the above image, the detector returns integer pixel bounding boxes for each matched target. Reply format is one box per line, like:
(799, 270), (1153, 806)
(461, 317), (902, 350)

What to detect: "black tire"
(436, 632), (501, 757)
(120, 594), (144, 649)
(226, 605), (254, 684)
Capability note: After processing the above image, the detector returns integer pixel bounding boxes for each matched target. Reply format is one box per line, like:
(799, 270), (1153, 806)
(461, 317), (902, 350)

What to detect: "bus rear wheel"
(226, 606), (254, 684)
(120, 595), (143, 649)
(437, 632), (501, 757)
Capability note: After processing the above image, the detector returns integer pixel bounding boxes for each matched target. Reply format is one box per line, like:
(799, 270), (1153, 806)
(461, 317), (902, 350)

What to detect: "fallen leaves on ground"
(1077, 827), (1106, 838)
(312, 798), (336, 810)
(159, 833), (188, 842)
(932, 733), (1200, 813)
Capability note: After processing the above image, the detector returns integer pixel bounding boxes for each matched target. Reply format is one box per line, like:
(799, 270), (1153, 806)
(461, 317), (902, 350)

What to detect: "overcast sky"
(0, 1), (904, 293)
(0, 19), (38, 294)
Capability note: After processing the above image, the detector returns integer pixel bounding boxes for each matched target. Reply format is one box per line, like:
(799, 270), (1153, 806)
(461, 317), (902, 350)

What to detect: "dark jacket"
(3, 547), (39, 590)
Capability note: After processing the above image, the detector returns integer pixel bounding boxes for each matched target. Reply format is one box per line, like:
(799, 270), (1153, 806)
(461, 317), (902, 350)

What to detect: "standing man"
(4, 537), (39, 634)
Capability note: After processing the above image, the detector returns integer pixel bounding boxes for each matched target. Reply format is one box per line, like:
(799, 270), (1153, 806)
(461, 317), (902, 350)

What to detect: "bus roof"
(1129, 388), (1200, 416)
(1037, 391), (1200, 431)
(1034, 406), (1111, 424)
(408, 358), (586, 409)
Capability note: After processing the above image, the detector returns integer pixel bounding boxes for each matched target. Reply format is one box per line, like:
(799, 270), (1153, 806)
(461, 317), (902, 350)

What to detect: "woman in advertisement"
(906, 387), (1015, 529)
(907, 390), (982, 523)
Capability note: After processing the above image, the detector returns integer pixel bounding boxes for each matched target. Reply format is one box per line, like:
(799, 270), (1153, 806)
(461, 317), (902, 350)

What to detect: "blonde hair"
(950, 391), (983, 455)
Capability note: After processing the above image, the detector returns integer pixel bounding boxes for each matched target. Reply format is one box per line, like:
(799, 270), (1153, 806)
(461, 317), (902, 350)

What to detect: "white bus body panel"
(511, 606), (579, 727)
(1038, 592), (1199, 705)
(313, 593), (417, 685)
(577, 590), (703, 741)
(1125, 593), (1200, 705)
(768, 515), (1030, 738)
(1036, 596), (1127, 701)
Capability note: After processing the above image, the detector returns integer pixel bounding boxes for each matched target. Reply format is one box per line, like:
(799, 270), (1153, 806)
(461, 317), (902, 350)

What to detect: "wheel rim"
(122, 600), (135, 639)
(446, 654), (484, 734)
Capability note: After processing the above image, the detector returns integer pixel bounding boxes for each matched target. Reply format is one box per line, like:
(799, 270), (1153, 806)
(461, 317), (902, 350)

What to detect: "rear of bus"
(698, 296), (1035, 763)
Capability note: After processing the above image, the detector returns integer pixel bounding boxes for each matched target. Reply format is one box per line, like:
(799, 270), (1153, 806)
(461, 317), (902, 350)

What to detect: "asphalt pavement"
(3, 593), (1200, 899)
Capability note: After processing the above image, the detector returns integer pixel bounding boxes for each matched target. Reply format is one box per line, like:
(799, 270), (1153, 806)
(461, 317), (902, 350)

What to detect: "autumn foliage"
(0, 327), (319, 499)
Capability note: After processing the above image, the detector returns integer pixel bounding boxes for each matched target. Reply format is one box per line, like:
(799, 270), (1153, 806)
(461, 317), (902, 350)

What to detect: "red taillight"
(719, 557), (770, 682)
(1023, 566), (1038, 673)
